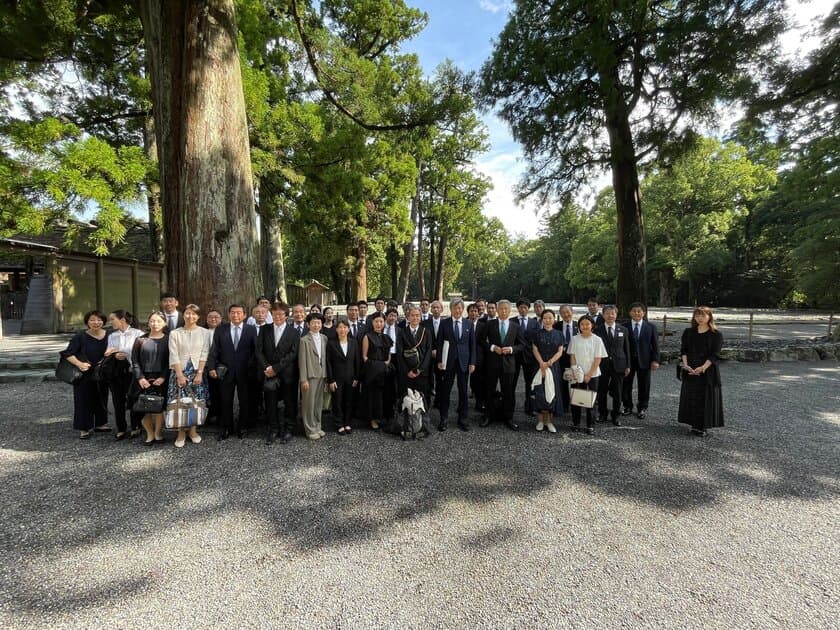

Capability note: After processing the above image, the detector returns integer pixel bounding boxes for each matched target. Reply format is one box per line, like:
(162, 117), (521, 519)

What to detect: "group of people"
(62, 293), (725, 446)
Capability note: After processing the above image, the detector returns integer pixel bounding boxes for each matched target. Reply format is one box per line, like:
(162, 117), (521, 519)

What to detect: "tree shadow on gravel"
(0, 362), (837, 615)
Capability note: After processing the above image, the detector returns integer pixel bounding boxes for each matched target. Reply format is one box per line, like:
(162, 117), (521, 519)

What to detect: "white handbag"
(570, 387), (597, 408)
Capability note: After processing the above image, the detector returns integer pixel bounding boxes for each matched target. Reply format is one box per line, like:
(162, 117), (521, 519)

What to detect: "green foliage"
(564, 189), (618, 300)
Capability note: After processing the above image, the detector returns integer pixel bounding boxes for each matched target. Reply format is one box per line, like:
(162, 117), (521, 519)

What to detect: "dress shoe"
(457, 421), (470, 432)
(174, 437), (186, 448)
(129, 429), (142, 439)
(622, 407), (633, 416)
(506, 420), (519, 431)
(189, 434), (202, 444)
(585, 427), (595, 435)
(280, 431), (293, 443)
(266, 432), (277, 445)
(318, 430), (326, 437)
(115, 432), (126, 441)
(637, 410), (647, 419)
(237, 429), (246, 439)
(438, 421), (448, 432)
(597, 415), (607, 423)
(546, 423), (557, 433)
(536, 421), (545, 432)
(479, 416), (491, 428)
(612, 418), (622, 427)
(307, 433), (321, 440)
(217, 430), (229, 441)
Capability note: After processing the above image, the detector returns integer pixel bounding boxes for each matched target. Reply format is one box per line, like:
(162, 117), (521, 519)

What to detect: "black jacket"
(594, 323), (631, 372)
(478, 318), (526, 374)
(255, 322), (300, 383)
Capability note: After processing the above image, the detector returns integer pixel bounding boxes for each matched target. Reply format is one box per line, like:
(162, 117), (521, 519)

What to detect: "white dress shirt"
(273, 322), (287, 346)
(107, 327), (144, 366)
(385, 324), (397, 354)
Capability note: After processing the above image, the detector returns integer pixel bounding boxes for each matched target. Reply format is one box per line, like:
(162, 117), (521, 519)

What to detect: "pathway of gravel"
(0, 362), (838, 628)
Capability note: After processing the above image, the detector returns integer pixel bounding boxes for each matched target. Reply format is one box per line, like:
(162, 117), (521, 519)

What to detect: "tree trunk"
(142, 114), (164, 264)
(417, 206), (426, 298)
(428, 221), (436, 296)
(397, 174), (421, 303)
(388, 240), (398, 299)
(434, 232), (447, 301)
(600, 66), (646, 315)
(352, 239), (367, 301)
(138, 0), (259, 309)
(258, 207), (286, 302)
(658, 268), (675, 307)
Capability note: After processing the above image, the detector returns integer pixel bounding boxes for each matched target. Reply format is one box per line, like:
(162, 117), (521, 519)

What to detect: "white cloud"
(477, 0), (512, 15)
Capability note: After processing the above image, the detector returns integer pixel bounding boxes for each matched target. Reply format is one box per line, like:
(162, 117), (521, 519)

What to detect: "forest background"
(1, 0), (837, 311)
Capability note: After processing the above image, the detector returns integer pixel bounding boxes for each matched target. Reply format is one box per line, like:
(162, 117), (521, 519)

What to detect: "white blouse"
(107, 327), (145, 366)
(168, 326), (210, 369)
(568, 334), (608, 377)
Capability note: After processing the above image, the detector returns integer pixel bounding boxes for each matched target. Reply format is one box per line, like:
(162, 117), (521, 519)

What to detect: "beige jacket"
(298, 333), (328, 381)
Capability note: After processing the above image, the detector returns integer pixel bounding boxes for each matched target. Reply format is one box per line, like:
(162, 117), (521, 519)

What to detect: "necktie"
(169, 315), (176, 329)
(352, 323), (357, 337)
(298, 325), (304, 337)
(608, 326), (614, 340)
(412, 328), (417, 340)
(455, 319), (460, 339)
(634, 323), (640, 341)
(233, 325), (240, 350)
(500, 321), (507, 339)
(565, 324), (571, 346)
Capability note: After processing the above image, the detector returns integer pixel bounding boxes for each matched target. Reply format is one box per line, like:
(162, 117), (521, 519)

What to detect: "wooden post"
(48, 254), (62, 333)
(829, 313), (834, 337)
(662, 314), (667, 344)
(748, 312), (754, 343)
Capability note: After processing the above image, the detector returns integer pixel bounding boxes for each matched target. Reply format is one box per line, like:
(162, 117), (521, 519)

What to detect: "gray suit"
(298, 332), (328, 437)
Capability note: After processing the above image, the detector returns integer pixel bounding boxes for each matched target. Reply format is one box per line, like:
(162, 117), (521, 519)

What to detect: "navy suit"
(422, 317), (445, 407)
(436, 317), (477, 426)
(207, 323), (258, 432)
(478, 318), (526, 422)
(594, 322), (630, 421)
(623, 319), (660, 412)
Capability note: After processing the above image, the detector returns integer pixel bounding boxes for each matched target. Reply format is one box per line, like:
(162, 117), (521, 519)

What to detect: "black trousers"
(440, 367), (470, 423)
(558, 355), (572, 412)
(470, 365), (486, 410)
(598, 362), (624, 420)
(383, 363), (397, 421)
(486, 367), (515, 422)
(109, 369), (142, 432)
(220, 374), (250, 431)
(432, 367), (445, 410)
(513, 357), (536, 412)
(265, 378), (297, 434)
(331, 381), (356, 429)
(207, 375), (222, 422)
(623, 360), (652, 411)
(571, 378), (600, 427)
(73, 376), (108, 431)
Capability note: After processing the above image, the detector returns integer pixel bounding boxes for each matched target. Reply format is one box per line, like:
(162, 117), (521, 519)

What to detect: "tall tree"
(480, 0), (785, 312)
(138, 0), (259, 308)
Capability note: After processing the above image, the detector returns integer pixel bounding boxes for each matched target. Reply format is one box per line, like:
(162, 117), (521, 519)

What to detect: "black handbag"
(402, 328), (425, 370)
(92, 355), (117, 383)
(132, 393), (166, 414)
(263, 376), (280, 391)
(212, 364), (228, 380)
(55, 356), (85, 385)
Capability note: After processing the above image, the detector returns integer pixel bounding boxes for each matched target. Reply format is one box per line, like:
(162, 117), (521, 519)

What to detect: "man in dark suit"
(512, 298), (539, 416)
(345, 303), (366, 341)
(256, 302), (300, 445)
(586, 297), (604, 326)
(436, 298), (476, 432)
(207, 303), (258, 440)
(594, 305), (630, 426)
(553, 304), (578, 413)
(478, 299), (526, 430)
(160, 292), (185, 331)
(421, 300), (445, 409)
(623, 302), (660, 419)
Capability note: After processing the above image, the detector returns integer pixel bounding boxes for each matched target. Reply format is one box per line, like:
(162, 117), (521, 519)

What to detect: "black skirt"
(678, 376), (724, 430)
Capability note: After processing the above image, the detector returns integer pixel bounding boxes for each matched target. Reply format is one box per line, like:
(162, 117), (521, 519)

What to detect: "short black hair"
(227, 303), (246, 313)
(516, 298), (531, 308)
(83, 310), (107, 326)
(305, 313), (324, 323)
(629, 301), (647, 311)
(160, 291), (177, 300)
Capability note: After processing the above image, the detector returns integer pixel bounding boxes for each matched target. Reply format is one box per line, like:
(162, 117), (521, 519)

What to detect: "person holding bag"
(167, 304), (210, 448)
(567, 315), (608, 435)
(396, 305), (433, 411)
(129, 311), (170, 445)
(105, 310), (144, 440)
(62, 310), (109, 439)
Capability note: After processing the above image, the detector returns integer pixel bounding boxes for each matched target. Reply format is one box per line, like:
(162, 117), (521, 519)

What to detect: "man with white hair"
(477, 299), (526, 430)
(435, 298), (476, 432)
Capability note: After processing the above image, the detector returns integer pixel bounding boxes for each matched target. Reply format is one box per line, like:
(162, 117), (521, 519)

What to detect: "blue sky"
(401, 0), (836, 239)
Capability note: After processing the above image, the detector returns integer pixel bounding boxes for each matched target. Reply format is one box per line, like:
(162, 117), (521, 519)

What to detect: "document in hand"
(441, 340), (450, 370)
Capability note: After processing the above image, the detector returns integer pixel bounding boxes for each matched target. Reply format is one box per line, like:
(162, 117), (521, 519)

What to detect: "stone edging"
(660, 343), (840, 363)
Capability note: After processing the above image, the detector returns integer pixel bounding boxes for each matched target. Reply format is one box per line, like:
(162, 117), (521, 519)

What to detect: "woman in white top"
(167, 304), (211, 447)
(568, 315), (608, 435)
(105, 310), (145, 439)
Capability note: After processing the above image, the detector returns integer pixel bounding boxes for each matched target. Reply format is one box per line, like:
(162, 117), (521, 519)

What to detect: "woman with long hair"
(678, 306), (725, 437)
(130, 311), (169, 445)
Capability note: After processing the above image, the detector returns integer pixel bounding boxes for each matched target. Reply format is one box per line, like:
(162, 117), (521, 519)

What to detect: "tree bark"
(428, 221), (436, 297)
(388, 239), (398, 299)
(352, 239), (367, 301)
(142, 114), (164, 264)
(397, 172), (421, 303)
(258, 206), (286, 302)
(138, 0), (259, 309)
(658, 268), (675, 307)
(434, 232), (447, 301)
(416, 205), (426, 298)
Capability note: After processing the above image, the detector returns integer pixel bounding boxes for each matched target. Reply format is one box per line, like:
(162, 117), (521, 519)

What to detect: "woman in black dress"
(531, 309), (565, 433)
(326, 320), (360, 434)
(62, 310), (109, 439)
(130, 311), (170, 445)
(678, 306), (724, 437)
(361, 311), (392, 431)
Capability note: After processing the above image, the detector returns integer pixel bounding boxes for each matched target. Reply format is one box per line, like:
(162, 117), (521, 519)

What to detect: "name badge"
(617, 332), (624, 337)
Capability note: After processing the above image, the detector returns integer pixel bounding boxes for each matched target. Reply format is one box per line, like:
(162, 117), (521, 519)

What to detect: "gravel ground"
(0, 363), (838, 628)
